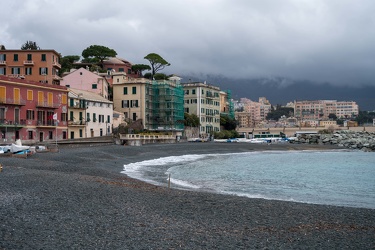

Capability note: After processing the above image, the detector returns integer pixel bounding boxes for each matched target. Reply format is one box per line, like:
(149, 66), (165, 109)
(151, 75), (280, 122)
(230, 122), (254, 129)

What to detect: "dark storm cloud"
(2, 0), (375, 86)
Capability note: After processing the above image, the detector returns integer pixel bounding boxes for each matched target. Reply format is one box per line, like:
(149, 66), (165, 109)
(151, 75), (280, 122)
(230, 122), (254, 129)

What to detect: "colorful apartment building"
(182, 82), (221, 137)
(60, 67), (110, 99)
(236, 97), (272, 128)
(0, 76), (68, 144)
(0, 49), (62, 85)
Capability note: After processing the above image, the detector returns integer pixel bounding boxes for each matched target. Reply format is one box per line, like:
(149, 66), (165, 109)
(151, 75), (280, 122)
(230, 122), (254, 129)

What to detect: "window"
(93, 113), (97, 122)
(25, 67), (32, 75)
(27, 54), (32, 61)
(128, 69), (131, 74)
(92, 84), (97, 89)
(0, 54), (6, 61)
(0, 68), (5, 75)
(122, 100), (129, 108)
(26, 110), (35, 120)
(28, 131), (33, 139)
(70, 111), (74, 121)
(41, 54), (46, 61)
(123, 87), (128, 95)
(63, 131), (67, 139)
(27, 90), (33, 100)
(131, 100), (138, 107)
(86, 113), (90, 122)
(119, 68), (124, 72)
(61, 94), (67, 104)
(132, 86), (136, 94)
(185, 90), (189, 95)
(14, 54), (18, 62)
(61, 113), (67, 122)
(192, 89), (196, 94)
(79, 129), (83, 138)
(49, 131), (53, 140)
(40, 67), (48, 75)
(107, 115), (110, 123)
(11, 67), (21, 75)
(0, 86), (5, 102)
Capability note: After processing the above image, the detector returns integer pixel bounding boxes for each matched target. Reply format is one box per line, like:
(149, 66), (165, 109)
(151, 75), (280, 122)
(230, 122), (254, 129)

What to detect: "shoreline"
(1, 143), (374, 249)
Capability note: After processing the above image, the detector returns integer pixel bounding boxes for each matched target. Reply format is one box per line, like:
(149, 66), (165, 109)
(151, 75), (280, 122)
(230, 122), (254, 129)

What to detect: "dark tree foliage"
(153, 73), (168, 80)
(0, 44), (6, 50)
(21, 41), (40, 50)
(144, 53), (170, 77)
(131, 64), (151, 76)
(213, 130), (239, 139)
(81, 45), (117, 66)
(355, 111), (375, 125)
(328, 113), (337, 120)
(266, 105), (294, 120)
(60, 55), (80, 74)
(220, 114), (237, 130)
(184, 113), (200, 127)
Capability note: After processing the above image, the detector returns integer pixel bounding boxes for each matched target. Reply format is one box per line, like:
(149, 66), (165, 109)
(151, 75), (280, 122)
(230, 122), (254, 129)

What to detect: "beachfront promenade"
(237, 126), (375, 137)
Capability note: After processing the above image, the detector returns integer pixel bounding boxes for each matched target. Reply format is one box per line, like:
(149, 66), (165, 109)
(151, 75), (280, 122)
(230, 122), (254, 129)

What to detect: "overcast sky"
(2, 0), (375, 86)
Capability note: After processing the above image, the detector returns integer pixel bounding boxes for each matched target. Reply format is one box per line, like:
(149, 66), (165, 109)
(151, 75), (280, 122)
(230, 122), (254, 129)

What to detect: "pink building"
(0, 76), (68, 144)
(60, 68), (110, 99)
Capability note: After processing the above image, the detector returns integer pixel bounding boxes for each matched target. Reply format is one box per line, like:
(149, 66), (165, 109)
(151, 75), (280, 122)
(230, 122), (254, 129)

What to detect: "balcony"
(52, 61), (61, 68)
(0, 60), (6, 65)
(53, 74), (62, 80)
(7, 74), (25, 79)
(23, 60), (34, 65)
(0, 119), (26, 127)
(36, 101), (59, 109)
(36, 120), (56, 127)
(68, 120), (86, 126)
(69, 103), (86, 109)
(0, 97), (26, 106)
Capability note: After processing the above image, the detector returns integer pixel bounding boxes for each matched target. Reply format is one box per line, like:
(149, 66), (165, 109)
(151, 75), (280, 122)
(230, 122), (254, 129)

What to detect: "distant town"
(1, 43), (374, 145)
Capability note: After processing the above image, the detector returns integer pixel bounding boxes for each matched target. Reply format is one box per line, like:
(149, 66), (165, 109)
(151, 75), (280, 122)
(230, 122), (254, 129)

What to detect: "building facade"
(0, 49), (61, 85)
(182, 82), (221, 137)
(68, 88), (113, 139)
(0, 76), (68, 144)
(112, 74), (184, 131)
(61, 67), (110, 99)
(294, 100), (359, 120)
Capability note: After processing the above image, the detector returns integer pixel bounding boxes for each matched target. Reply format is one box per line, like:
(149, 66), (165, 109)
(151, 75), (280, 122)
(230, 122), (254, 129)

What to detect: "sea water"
(122, 150), (375, 209)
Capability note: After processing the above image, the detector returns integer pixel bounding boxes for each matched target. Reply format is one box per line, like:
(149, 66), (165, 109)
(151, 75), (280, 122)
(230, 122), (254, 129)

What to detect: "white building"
(182, 82), (221, 137)
(68, 88), (113, 139)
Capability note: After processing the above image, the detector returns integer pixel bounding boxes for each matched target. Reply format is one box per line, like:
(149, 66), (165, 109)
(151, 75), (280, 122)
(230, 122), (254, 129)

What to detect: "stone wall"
(294, 130), (375, 152)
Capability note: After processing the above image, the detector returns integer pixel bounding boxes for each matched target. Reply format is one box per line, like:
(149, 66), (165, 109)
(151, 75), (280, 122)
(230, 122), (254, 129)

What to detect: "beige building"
(236, 97), (272, 128)
(68, 88), (113, 139)
(182, 82), (221, 137)
(294, 100), (359, 120)
(112, 73), (184, 131)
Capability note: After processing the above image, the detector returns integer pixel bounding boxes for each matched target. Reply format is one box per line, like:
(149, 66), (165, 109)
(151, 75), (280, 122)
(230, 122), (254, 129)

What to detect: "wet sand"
(0, 142), (374, 249)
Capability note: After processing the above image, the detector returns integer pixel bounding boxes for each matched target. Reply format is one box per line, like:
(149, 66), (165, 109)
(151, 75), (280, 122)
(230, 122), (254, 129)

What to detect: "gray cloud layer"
(2, 0), (375, 86)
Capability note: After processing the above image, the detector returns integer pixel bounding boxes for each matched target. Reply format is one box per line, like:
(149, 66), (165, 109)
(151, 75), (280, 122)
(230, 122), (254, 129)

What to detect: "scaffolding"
(225, 90), (235, 119)
(145, 80), (184, 131)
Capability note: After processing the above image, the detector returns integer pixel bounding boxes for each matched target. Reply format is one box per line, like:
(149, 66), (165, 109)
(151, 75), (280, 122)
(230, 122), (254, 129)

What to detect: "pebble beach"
(0, 142), (374, 249)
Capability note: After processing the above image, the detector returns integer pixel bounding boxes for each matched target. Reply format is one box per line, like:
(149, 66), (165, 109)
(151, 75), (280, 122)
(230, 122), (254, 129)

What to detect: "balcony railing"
(37, 120), (56, 126)
(36, 102), (59, 108)
(0, 60), (6, 65)
(0, 119), (26, 126)
(0, 97), (26, 105)
(7, 74), (25, 79)
(52, 61), (61, 68)
(23, 60), (34, 65)
(68, 120), (87, 126)
(69, 103), (86, 109)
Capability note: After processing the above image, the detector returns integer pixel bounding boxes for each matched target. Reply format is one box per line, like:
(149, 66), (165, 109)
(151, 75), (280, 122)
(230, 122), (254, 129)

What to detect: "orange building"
(0, 49), (62, 85)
